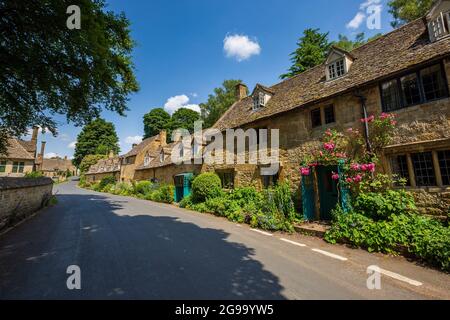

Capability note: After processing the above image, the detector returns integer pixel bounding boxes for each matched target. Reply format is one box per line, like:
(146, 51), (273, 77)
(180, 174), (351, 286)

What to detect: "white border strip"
(250, 229), (273, 236)
(280, 238), (307, 247)
(312, 248), (348, 261)
(369, 266), (423, 287)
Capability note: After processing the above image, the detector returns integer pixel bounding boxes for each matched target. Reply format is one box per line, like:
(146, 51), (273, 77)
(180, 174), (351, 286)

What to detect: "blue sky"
(33, 0), (393, 159)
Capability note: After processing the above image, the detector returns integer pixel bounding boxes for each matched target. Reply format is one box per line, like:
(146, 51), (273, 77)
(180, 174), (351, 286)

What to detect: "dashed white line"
(311, 248), (348, 261)
(368, 266), (423, 287)
(280, 238), (307, 247)
(250, 229), (273, 236)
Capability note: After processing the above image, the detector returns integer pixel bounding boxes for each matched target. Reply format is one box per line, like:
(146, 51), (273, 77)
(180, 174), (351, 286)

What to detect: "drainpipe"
(354, 91), (372, 155)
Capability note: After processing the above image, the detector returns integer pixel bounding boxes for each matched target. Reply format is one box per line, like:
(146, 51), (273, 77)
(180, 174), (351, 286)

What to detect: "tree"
(143, 108), (172, 139)
(79, 154), (107, 173)
(171, 108), (200, 134)
(0, 0), (139, 155)
(200, 80), (245, 128)
(73, 119), (120, 167)
(280, 29), (331, 79)
(333, 33), (383, 52)
(388, 0), (434, 27)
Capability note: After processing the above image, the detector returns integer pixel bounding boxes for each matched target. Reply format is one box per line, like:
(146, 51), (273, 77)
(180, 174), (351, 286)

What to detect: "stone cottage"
(85, 153), (122, 183)
(208, 4), (450, 219)
(0, 127), (39, 177)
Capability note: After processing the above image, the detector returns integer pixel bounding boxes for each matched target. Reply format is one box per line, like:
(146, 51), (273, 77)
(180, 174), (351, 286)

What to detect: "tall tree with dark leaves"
(388, 0), (434, 27)
(200, 80), (245, 128)
(73, 119), (120, 167)
(171, 108), (201, 134)
(333, 33), (383, 51)
(0, 0), (139, 155)
(280, 28), (331, 79)
(143, 108), (172, 139)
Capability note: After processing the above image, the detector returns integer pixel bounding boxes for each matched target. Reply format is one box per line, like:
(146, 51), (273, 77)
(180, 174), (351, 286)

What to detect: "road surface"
(0, 181), (449, 299)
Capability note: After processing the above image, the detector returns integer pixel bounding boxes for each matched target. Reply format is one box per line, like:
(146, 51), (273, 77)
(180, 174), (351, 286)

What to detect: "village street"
(0, 180), (449, 300)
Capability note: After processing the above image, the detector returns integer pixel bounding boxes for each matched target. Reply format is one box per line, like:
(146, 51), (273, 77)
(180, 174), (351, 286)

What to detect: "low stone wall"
(0, 177), (54, 230)
(412, 189), (450, 220)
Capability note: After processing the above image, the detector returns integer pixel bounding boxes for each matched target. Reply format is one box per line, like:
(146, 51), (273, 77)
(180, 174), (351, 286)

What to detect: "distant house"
(0, 127), (39, 177)
(84, 153), (122, 183)
(34, 141), (76, 179)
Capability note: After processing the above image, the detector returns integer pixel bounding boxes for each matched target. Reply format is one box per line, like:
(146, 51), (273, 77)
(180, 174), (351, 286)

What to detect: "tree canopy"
(0, 0), (138, 155)
(200, 80), (245, 128)
(280, 28), (331, 79)
(388, 0), (434, 27)
(143, 108), (172, 139)
(171, 108), (201, 134)
(73, 118), (120, 167)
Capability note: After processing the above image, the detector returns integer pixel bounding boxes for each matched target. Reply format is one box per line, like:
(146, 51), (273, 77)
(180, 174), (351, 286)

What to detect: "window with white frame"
(327, 59), (345, 80)
(429, 12), (450, 41)
(159, 151), (164, 163)
(144, 152), (152, 167)
(253, 92), (266, 110)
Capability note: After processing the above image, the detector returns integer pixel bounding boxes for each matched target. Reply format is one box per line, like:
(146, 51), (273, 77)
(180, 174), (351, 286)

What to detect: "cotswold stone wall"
(0, 177), (53, 230)
(412, 189), (450, 219)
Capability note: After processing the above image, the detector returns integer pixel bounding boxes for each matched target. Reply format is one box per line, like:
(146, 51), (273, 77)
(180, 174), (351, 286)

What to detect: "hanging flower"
(367, 163), (376, 172)
(346, 177), (353, 183)
(325, 129), (332, 137)
(360, 164), (368, 171)
(350, 163), (360, 171)
(353, 175), (363, 183)
(331, 173), (340, 181)
(323, 143), (335, 151)
(300, 167), (311, 176)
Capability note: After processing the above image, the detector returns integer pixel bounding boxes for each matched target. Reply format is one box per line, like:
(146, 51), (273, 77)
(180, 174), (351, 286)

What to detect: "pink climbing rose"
(331, 173), (340, 181)
(300, 167), (311, 176)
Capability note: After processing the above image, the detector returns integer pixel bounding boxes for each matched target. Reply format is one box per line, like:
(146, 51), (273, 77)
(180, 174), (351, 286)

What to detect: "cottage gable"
(325, 46), (354, 81)
(427, 0), (450, 42)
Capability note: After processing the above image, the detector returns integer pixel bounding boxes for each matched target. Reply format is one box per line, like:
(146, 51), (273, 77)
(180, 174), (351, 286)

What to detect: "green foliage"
(143, 108), (171, 139)
(24, 171), (44, 178)
(325, 208), (450, 271)
(388, 0), (434, 27)
(199, 80), (245, 128)
(171, 108), (201, 134)
(280, 28), (331, 79)
(333, 33), (382, 52)
(73, 119), (120, 167)
(191, 173), (223, 203)
(147, 184), (174, 204)
(98, 176), (117, 191)
(0, 0), (139, 156)
(179, 195), (194, 209)
(353, 189), (417, 221)
(133, 181), (154, 195)
(79, 154), (107, 174)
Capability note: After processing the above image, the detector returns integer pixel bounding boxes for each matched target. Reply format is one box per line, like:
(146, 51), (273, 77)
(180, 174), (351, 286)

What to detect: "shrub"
(179, 195), (194, 209)
(112, 182), (133, 196)
(325, 207), (450, 271)
(98, 176), (117, 191)
(25, 171), (44, 178)
(270, 182), (297, 221)
(353, 189), (417, 221)
(134, 180), (153, 195)
(191, 173), (223, 203)
(147, 184), (174, 204)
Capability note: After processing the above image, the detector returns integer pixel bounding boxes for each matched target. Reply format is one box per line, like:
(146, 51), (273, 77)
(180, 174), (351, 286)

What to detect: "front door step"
(294, 222), (331, 238)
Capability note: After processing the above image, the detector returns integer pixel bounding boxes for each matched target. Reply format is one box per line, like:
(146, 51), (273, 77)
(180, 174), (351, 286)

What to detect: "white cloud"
(60, 133), (70, 142)
(347, 12), (366, 29)
(223, 34), (261, 62)
(163, 95), (200, 114)
(68, 141), (77, 149)
(125, 135), (143, 145)
(360, 0), (381, 10)
(45, 152), (59, 158)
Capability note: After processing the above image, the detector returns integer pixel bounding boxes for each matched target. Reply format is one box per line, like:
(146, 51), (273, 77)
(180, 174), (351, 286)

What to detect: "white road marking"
(280, 238), (307, 247)
(311, 248), (348, 261)
(250, 229), (273, 236)
(236, 224), (242, 227)
(368, 266), (423, 287)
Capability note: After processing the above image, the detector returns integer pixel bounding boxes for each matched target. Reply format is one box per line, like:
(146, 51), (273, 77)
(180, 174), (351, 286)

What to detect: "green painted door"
(301, 173), (316, 221)
(317, 166), (338, 220)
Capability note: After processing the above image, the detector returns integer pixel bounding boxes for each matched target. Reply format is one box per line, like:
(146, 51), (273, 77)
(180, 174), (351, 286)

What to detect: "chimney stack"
(159, 130), (167, 147)
(64, 155), (68, 161)
(40, 141), (46, 158)
(235, 83), (248, 101)
(31, 126), (39, 142)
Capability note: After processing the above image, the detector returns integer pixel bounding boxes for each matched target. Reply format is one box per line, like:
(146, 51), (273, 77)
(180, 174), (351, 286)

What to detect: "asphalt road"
(0, 181), (449, 300)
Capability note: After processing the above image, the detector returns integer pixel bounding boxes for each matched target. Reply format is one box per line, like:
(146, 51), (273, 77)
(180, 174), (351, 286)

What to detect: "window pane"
(381, 79), (402, 112)
(421, 64), (447, 101)
(401, 73), (421, 106)
(324, 105), (335, 124)
(411, 152), (436, 186)
(438, 150), (450, 185)
(336, 59), (345, 77)
(390, 155), (410, 186)
(0, 161), (6, 173)
(12, 162), (18, 173)
(18, 162), (24, 173)
(328, 64), (336, 79)
(311, 109), (322, 128)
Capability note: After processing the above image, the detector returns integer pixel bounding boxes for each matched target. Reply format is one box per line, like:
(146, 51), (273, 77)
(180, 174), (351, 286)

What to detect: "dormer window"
(251, 84), (274, 111)
(325, 47), (353, 81)
(159, 151), (164, 163)
(144, 152), (152, 166)
(426, 1), (450, 42)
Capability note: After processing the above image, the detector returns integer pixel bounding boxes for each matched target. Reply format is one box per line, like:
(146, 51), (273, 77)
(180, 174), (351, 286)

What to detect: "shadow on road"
(0, 192), (285, 300)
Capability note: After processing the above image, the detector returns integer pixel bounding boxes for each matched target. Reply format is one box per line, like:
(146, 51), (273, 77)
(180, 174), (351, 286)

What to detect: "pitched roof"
(86, 156), (121, 175)
(18, 140), (37, 155)
(1, 138), (35, 160)
(135, 143), (177, 170)
(214, 18), (450, 131)
(40, 158), (75, 172)
(123, 135), (159, 158)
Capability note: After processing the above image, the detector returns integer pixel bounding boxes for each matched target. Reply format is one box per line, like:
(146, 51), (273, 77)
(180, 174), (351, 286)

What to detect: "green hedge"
(191, 173), (223, 203)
